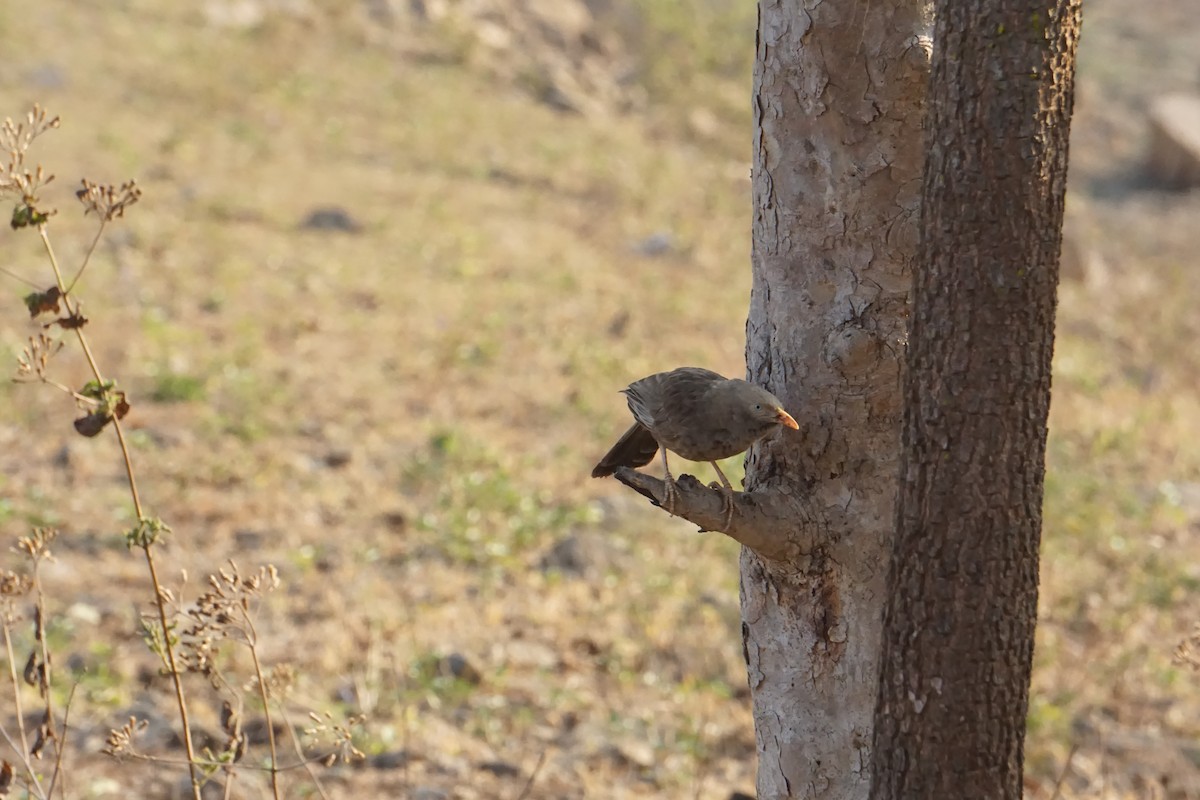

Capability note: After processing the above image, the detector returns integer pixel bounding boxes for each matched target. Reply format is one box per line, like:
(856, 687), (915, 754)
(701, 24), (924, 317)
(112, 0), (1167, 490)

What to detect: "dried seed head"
(1, 105), (59, 205)
(103, 716), (149, 758)
(0, 571), (32, 597)
(15, 528), (57, 562)
(76, 178), (141, 222)
(13, 333), (63, 383)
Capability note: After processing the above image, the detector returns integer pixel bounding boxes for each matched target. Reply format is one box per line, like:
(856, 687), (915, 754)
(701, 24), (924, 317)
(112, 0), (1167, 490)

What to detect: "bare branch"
(611, 468), (820, 560)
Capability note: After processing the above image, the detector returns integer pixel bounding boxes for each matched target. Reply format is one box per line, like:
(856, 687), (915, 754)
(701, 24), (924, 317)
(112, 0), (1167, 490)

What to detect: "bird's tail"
(591, 422), (659, 478)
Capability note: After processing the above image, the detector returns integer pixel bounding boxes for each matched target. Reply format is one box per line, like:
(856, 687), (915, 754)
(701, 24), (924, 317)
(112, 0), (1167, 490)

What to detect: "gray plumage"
(592, 367), (798, 528)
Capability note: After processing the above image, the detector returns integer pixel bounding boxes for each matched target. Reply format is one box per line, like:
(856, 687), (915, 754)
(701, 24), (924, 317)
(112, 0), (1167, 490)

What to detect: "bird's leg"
(709, 461), (735, 531)
(660, 449), (680, 515)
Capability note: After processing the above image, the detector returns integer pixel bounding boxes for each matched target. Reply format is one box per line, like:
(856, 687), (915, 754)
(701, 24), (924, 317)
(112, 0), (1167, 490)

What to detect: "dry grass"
(0, 0), (1198, 797)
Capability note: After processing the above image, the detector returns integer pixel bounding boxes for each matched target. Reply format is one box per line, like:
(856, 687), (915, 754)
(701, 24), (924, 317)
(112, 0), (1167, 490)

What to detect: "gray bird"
(592, 367), (798, 529)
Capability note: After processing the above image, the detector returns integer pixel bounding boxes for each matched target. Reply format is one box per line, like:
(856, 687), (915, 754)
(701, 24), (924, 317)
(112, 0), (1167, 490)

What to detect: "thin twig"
(112, 418), (145, 535)
(141, 546), (202, 799)
(37, 222), (201, 800)
(36, 226), (106, 385)
(111, 748), (337, 773)
(222, 753), (236, 800)
(243, 616), (282, 800)
(0, 617), (46, 799)
(275, 704), (332, 800)
(690, 709), (711, 800)
(46, 683), (76, 800)
(1, 622), (33, 776)
(0, 265), (41, 289)
(25, 376), (94, 404)
(1048, 740), (1079, 800)
(64, 221), (106, 295)
(514, 750), (546, 800)
(30, 557), (59, 780)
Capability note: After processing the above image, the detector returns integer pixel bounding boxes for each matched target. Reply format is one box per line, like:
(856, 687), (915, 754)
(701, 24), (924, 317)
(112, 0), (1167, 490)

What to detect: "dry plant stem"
(36, 226), (105, 386)
(35, 223), (203, 800)
(107, 748), (322, 773)
(243, 617), (282, 800)
(64, 222), (105, 295)
(1048, 742), (1078, 800)
(221, 755), (236, 800)
(274, 704), (331, 800)
(46, 684), (76, 800)
(514, 750), (546, 800)
(140, 546), (202, 798)
(1, 622), (46, 799)
(0, 265), (40, 288)
(30, 562), (61, 787)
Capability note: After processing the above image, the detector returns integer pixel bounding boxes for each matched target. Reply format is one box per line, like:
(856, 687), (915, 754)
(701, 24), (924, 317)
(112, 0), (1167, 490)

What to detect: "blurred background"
(1, 1), (1199, 797)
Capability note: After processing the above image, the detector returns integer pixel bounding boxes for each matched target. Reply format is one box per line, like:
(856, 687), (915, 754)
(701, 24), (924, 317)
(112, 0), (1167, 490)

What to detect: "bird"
(592, 367), (799, 529)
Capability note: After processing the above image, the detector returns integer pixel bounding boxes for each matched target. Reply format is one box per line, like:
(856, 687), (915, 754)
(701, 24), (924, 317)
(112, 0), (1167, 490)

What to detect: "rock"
(538, 534), (591, 575)
(477, 760), (522, 778)
(300, 206), (363, 233)
(440, 652), (483, 684)
(322, 448), (353, 469)
(411, 788), (448, 800)
(370, 749), (413, 769)
(1146, 94), (1200, 189)
(233, 529), (266, 550)
(632, 231), (677, 258)
(537, 532), (617, 577)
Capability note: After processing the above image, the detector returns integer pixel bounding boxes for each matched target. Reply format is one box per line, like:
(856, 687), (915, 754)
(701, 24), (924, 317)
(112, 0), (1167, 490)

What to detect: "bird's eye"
(755, 404), (762, 411)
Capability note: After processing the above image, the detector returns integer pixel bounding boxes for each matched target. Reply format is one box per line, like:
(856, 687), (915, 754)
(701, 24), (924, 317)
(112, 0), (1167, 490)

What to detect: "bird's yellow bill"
(776, 408), (799, 430)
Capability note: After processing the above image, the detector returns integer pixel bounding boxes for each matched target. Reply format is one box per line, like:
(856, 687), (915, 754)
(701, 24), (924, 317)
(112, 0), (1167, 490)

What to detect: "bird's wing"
(622, 383), (657, 429)
(591, 422), (660, 478)
(623, 367), (726, 429)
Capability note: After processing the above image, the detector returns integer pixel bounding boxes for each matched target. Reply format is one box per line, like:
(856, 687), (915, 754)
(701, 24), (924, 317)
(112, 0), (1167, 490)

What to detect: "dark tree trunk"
(871, 2), (1082, 799)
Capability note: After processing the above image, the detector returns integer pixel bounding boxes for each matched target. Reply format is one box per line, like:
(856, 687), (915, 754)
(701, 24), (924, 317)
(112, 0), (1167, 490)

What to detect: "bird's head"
(730, 382), (799, 434)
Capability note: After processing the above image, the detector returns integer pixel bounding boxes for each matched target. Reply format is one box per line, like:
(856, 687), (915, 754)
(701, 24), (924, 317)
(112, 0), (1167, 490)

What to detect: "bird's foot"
(662, 476), (680, 516)
(719, 487), (734, 531)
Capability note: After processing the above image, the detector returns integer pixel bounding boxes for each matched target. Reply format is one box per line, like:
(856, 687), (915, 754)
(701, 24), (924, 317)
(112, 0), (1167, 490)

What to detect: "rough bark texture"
(744, 2), (926, 797)
(608, 2), (926, 795)
(870, 2), (1081, 799)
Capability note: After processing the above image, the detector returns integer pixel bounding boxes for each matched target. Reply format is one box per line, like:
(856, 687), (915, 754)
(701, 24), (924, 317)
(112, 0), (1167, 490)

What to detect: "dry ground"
(0, 1), (1199, 798)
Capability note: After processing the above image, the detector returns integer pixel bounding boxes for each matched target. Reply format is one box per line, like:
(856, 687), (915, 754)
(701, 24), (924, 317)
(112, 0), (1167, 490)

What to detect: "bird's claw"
(719, 489), (734, 531)
(662, 477), (680, 516)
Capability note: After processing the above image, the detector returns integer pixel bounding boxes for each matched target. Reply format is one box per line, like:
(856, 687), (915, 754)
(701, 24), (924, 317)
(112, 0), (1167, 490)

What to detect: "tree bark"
(742, 2), (926, 798)
(607, 2), (926, 796)
(871, 2), (1082, 799)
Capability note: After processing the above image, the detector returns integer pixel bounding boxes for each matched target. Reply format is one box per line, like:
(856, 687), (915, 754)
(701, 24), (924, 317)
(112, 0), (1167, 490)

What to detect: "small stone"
(381, 509), (408, 531)
(440, 653), (482, 684)
(300, 206), (363, 233)
(477, 760), (522, 778)
(322, 449), (353, 469)
(632, 231), (677, 258)
(370, 749), (412, 769)
(233, 529), (265, 550)
(538, 534), (590, 575)
(411, 788), (448, 800)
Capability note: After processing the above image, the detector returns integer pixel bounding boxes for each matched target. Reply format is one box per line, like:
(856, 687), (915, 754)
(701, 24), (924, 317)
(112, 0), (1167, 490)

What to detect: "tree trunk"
(608, 2), (925, 795)
(743, 2), (926, 797)
(870, 2), (1082, 798)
